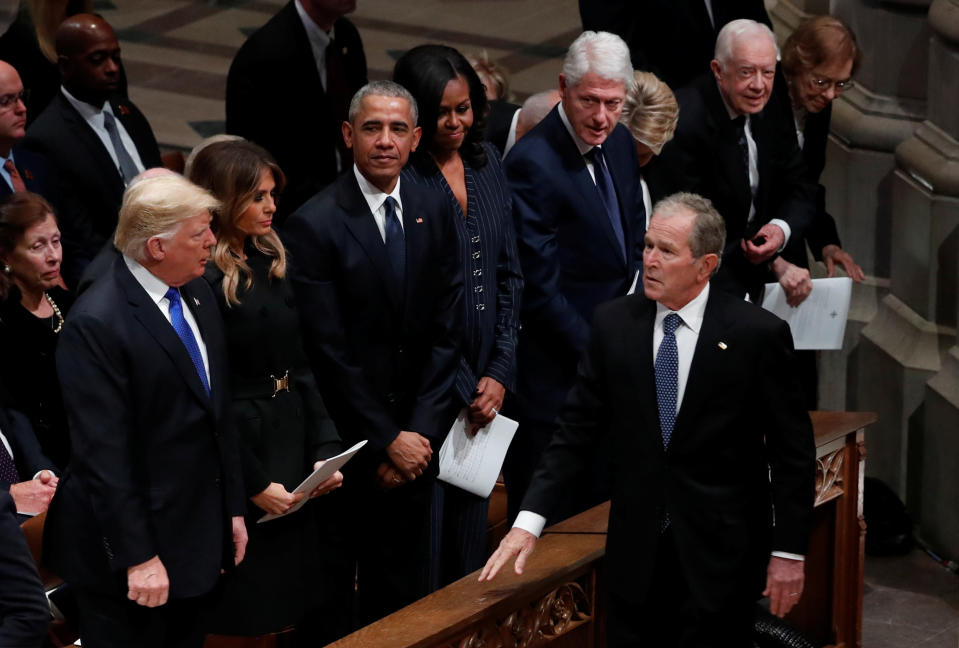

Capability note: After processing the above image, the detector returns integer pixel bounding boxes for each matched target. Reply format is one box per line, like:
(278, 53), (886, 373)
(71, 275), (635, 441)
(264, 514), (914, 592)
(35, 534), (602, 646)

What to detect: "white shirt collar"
(61, 85), (112, 121)
(352, 164), (403, 215)
(655, 282), (710, 335)
(123, 254), (173, 307)
(557, 101), (593, 157)
(294, 0), (333, 49)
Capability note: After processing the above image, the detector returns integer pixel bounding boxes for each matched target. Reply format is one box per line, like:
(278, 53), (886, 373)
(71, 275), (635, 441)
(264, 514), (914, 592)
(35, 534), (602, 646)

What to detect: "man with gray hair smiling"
(44, 174), (248, 647)
(646, 18), (816, 302)
(482, 192), (815, 647)
(502, 30), (646, 525)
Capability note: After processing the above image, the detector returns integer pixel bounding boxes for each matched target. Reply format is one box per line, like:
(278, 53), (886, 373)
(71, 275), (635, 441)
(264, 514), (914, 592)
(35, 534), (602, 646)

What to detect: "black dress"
(203, 248), (341, 635)
(0, 285), (72, 469)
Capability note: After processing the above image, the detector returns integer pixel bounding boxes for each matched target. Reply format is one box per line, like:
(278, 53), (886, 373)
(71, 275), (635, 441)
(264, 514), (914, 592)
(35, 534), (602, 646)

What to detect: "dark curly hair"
(393, 44), (489, 169)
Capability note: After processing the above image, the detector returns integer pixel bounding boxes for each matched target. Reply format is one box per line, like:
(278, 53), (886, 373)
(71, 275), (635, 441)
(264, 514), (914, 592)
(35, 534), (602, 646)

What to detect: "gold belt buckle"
(270, 370), (290, 398)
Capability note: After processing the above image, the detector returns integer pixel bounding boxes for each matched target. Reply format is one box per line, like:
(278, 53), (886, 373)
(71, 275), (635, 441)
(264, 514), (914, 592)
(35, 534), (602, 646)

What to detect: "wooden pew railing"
(329, 411), (876, 648)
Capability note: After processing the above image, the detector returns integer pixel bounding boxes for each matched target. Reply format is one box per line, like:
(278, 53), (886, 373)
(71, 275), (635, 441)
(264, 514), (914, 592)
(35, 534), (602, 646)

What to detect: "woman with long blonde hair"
(188, 139), (344, 638)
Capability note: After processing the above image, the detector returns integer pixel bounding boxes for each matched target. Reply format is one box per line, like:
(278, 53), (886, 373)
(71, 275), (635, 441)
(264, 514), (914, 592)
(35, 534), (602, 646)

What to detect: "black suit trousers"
(607, 530), (753, 648)
(74, 588), (210, 648)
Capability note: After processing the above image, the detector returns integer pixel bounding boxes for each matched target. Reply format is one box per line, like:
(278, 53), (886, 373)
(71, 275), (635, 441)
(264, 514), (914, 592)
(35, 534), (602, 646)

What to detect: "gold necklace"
(44, 292), (63, 333)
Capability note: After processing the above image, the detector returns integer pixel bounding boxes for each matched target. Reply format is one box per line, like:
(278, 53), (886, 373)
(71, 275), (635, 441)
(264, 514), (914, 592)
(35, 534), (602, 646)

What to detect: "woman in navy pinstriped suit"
(395, 44), (523, 590)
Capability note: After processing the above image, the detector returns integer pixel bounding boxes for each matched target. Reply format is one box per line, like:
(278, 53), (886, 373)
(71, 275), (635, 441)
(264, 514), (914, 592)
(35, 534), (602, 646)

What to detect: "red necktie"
(3, 159), (26, 192)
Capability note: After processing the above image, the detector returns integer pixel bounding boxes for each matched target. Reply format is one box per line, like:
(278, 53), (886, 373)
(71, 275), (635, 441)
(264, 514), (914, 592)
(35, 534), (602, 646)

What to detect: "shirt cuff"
(771, 551), (805, 561)
(513, 510), (546, 538)
(769, 219), (791, 250)
(31, 470), (55, 480)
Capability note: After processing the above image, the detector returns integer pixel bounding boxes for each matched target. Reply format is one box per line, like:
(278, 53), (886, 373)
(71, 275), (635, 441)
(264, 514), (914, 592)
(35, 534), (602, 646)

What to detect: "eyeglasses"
(809, 76), (853, 93)
(0, 90), (28, 110)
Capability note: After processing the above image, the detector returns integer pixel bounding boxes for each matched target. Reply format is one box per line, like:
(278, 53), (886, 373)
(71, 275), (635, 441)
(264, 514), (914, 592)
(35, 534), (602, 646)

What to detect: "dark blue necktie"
(655, 313), (682, 449)
(383, 196), (406, 289)
(0, 440), (19, 485)
(165, 287), (210, 395)
(587, 146), (626, 260)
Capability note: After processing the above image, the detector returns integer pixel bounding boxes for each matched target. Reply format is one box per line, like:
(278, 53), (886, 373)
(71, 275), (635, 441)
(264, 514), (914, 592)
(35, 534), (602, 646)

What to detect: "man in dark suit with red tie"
(227, 0), (368, 222)
(481, 192), (816, 648)
(284, 81), (462, 628)
(44, 175), (247, 647)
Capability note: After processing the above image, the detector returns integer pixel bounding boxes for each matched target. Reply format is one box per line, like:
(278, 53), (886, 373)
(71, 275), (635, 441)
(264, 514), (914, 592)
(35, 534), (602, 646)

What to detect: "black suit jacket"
(227, 2), (368, 221)
(505, 106), (645, 422)
(485, 100), (520, 156)
(21, 92), (161, 262)
(44, 256), (244, 599)
(0, 490), (49, 647)
(523, 287), (815, 612)
(769, 78), (842, 268)
(0, 406), (54, 488)
(646, 73), (816, 298)
(283, 172), (463, 464)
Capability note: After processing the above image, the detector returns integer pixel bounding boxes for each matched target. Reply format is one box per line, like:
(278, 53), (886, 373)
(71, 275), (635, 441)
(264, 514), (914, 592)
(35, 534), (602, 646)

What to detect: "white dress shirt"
(294, 0), (332, 90)
(353, 165), (404, 242)
(502, 108), (521, 159)
(717, 86), (791, 249)
(123, 255), (210, 386)
(514, 282), (803, 561)
(61, 86), (145, 181)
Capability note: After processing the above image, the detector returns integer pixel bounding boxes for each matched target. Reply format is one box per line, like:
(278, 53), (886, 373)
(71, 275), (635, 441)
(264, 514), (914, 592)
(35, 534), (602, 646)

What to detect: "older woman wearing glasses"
(773, 15), (864, 408)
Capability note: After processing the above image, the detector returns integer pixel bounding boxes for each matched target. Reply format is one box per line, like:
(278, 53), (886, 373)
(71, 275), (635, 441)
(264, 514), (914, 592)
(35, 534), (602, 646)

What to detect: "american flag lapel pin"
(416, 217), (424, 223)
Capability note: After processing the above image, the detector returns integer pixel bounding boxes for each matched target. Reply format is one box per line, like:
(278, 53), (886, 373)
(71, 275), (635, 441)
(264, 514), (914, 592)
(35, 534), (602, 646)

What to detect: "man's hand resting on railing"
(478, 527), (538, 581)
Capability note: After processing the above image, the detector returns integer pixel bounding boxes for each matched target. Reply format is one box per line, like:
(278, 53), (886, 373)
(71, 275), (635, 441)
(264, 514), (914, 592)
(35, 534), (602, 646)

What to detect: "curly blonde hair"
(187, 140), (286, 306)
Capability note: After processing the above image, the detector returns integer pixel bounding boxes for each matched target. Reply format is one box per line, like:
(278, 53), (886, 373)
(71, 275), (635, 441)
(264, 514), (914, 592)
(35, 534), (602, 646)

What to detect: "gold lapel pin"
(718, 341), (728, 350)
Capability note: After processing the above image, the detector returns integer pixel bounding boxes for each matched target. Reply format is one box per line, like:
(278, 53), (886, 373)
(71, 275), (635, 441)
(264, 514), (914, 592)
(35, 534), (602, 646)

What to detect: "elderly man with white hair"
(501, 30), (647, 526)
(646, 18), (816, 301)
(44, 174), (248, 648)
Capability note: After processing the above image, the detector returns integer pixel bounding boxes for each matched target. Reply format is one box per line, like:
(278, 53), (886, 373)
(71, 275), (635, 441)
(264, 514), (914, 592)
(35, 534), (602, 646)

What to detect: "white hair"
(562, 31), (633, 89)
(714, 19), (780, 65)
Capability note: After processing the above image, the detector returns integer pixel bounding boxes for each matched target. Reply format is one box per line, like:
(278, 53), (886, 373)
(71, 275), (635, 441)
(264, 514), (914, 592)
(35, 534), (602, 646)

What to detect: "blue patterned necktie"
(586, 146), (626, 260)
(655, 313), (682, 449)
(0, 440), (19, 485)
(165, 287), (210, 395)
(383, 196), (406, 289)
(103, 111), (140, 185)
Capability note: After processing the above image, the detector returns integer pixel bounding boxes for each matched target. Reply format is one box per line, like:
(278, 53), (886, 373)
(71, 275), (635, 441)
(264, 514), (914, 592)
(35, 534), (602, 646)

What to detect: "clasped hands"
(377, 430), (432, 490)
(9, 469), (57, 515)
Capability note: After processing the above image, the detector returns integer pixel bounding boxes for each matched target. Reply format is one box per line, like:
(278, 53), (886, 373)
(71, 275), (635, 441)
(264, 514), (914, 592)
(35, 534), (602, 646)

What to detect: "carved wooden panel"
(815, 448), (845, 506)
(445, 580), (593, 648)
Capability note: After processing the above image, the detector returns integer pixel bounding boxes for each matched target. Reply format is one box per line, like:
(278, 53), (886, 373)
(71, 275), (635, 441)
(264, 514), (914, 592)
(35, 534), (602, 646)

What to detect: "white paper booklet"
(438, 409), (518, 498)
(761, 277), (852, 350)
(258, 439), (367, 523)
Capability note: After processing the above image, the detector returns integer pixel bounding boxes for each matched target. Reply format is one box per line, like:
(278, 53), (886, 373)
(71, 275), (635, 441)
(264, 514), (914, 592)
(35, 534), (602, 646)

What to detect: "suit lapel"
(399, 182), (428, 321)
(548, 110), (628, 269)
(115, 259), (213, 409)
(337, 174), (402, 312)
(57, 94), (126, 193)
(673, 289), (729, 438)
(626, 296), (662, 442)
(180, 281), (222, 404)
(604, 132), (642, 265)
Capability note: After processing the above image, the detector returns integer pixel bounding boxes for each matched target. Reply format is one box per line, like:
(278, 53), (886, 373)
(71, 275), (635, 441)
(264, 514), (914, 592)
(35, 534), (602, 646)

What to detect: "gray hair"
(562, 31), (633, 89)
(348, 80), (419, 125)
(714, 19), (780, 65)
(114, 175), (220, 262)
(651, 192), (726, 275)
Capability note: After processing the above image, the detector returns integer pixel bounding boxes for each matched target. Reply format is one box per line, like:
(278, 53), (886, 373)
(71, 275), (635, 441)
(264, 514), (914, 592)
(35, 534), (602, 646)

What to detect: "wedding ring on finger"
(490, 406), (498, 416)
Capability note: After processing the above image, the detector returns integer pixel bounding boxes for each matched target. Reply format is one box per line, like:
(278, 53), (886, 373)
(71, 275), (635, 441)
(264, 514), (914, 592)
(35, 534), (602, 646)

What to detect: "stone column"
(815, 0), (930, 411)
(769, 0), (831, 35)
(853, 0), (959, 563)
